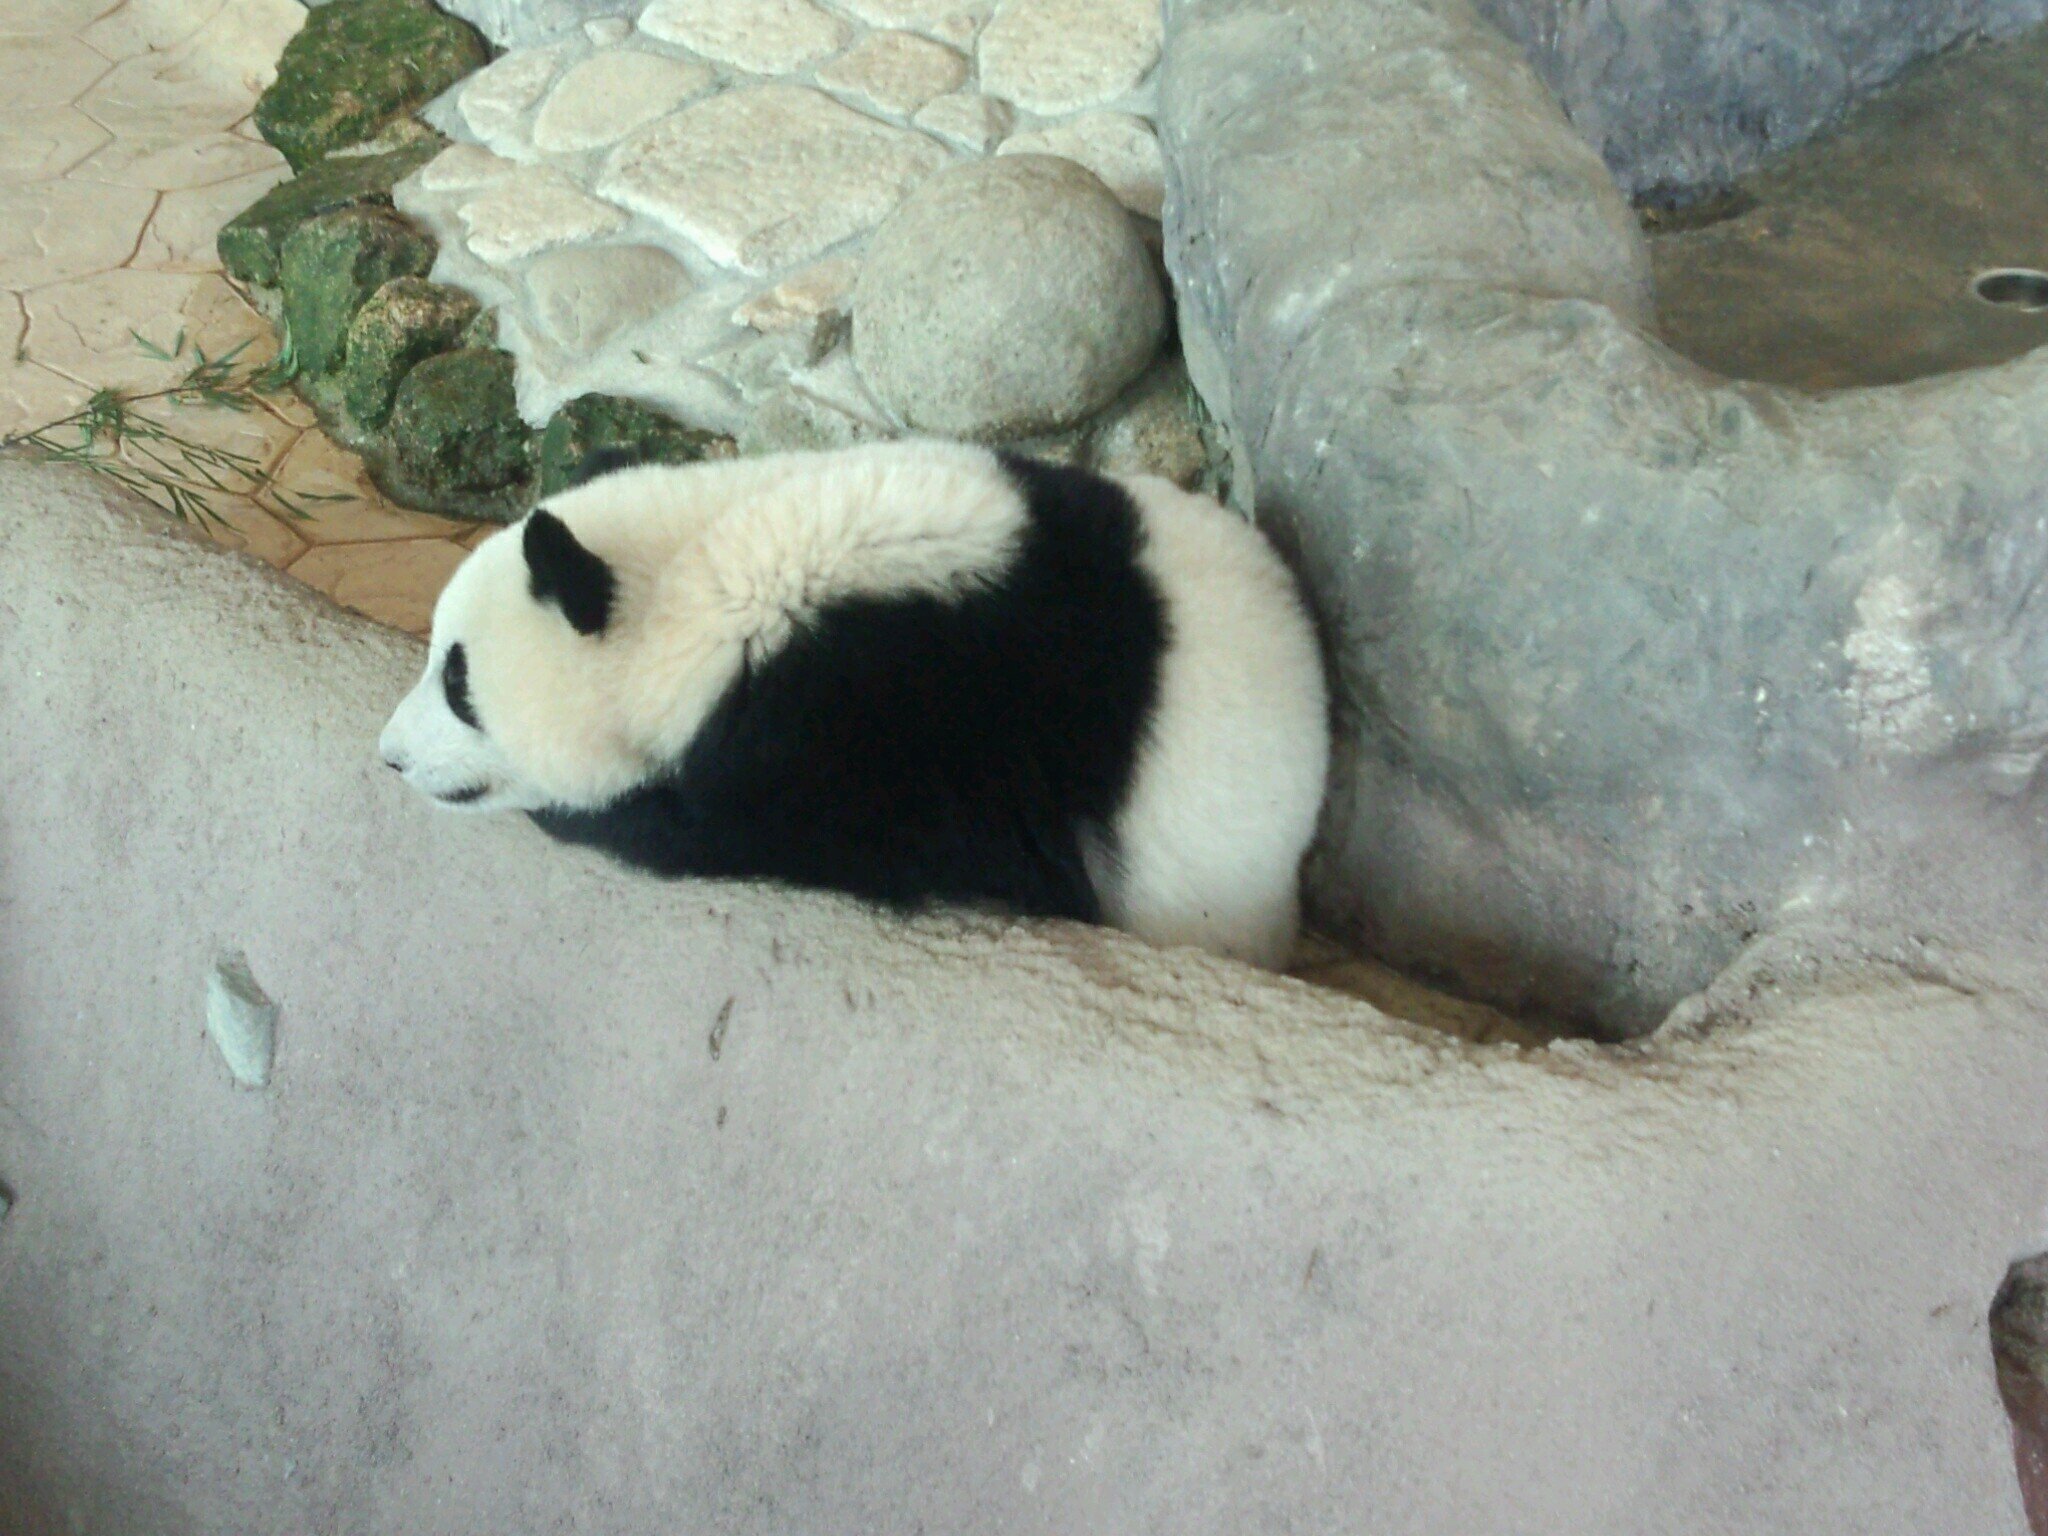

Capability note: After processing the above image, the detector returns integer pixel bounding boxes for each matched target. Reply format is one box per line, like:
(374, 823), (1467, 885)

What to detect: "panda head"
(378, 504), (652, 815)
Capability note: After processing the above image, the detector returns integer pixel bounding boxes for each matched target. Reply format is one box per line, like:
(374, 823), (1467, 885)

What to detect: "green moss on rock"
(217, 130), (443, 288)
(254, 0), (487, 172)
(386, 348), (533, 514)
(279, 207), (437, 379)
(339, 277), (481, 431)
(535, 394), (723, 495)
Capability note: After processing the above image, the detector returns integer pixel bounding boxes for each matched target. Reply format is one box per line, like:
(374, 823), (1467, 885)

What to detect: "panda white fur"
(378, 439), (1329, 969)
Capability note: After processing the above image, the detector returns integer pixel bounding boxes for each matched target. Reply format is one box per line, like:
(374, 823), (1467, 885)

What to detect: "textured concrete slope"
(0, 466), (2042, 1533)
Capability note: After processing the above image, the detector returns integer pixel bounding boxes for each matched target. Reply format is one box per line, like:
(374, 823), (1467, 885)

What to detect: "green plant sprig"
(2, 329), (351, 530)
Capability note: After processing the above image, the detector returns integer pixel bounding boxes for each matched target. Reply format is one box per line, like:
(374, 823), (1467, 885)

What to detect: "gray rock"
(205, 952), (278, 1089)
(736, 385), (880, 455)
(1085, 354), (1211, 489)
(1163, 0), (2048, 1032)
(852, 154), (1166, 439)
(1474, 0), (2048, 195)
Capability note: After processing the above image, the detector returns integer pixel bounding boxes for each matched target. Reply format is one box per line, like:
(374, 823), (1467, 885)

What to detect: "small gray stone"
(523, 243), (689, 354)
(205, 952), (278, 1089)
(852, 154), (1165, 439)
(1085, 356), (1210, 488)
(912, 89), (1012, 153)
(738, 385), (880, 455)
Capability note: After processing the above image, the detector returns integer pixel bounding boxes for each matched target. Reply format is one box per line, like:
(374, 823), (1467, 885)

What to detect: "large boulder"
(217, 127), (442, 289)
(852, 155), (1166, 441)
(278, 206), (437, 379)
(1161, 0), (2048, 1033)
(255, 0), (488, 170)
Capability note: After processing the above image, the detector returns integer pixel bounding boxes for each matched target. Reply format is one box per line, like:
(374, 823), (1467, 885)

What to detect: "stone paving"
(398, 0), (1177, 454)
(0, 0), (478, 637)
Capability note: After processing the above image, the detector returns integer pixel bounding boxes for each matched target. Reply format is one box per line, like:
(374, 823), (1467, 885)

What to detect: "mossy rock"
(385, 348), (533, 515)
(254, 0), (488, 172)
(535, 394), (723, 495)
(279, 207), (437, 379)
(339, 277), (481, 431)
(217, 129), (443, 288)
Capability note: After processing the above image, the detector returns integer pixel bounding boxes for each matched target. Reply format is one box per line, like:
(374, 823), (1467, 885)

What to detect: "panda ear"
(524, 509), (615, 637)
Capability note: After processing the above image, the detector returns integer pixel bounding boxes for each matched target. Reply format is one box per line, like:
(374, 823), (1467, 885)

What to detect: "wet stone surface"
(1648, 23), (2048, 390)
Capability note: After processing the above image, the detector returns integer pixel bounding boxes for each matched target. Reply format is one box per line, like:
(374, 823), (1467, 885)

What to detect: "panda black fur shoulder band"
(378, 440), (1330, 970)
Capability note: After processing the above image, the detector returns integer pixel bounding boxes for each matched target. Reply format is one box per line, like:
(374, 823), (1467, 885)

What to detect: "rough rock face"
(1473, 0), (2048, 193)
(216, 129), (442, 288)
(338, 277), (482, 429)
(1162, 0), (2048, 1032)
(853, 155), (1166, 439)
(533, 392), (724, 494)
(278, 206), (438, 378)
(384, 347), (533, 514)
(255, 0), (488, 170)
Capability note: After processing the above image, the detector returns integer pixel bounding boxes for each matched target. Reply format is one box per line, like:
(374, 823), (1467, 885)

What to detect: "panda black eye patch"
(442, 643), (480, 730)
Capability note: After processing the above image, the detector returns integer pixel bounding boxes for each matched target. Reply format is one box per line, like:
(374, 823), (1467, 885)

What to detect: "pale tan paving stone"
(834, 0), (991, 32)
(531, 50), (717, 154)
(289, 537), (467, 635)
(976, 0), (1162, 115)
(457, 43), (574, 154)
(24, 270), (272, 395)
(71, 128), (285, 191)
(0, 356), (95, 439)
(132, 166), (293, 272)
(0, 35), (113, 110)
(79, 0), (229, 62)
(638, 0), (851, 75)
(998, 111), (1162, 218)
(0, 182), (157, 290)
(261, 430), (466, 545)
(190, 492), (310, 570)
(416, 143), (519, 194)
(76, 32), (259, 136)
(0, 107), (111, 186)
(911, 89), (1011, 153)
(732, 255), (857, 332)
(457, 171), (630, 265)
(598, 84), (946, 274)
(0, 0), (125, 41)
(814, 30), (967, 119)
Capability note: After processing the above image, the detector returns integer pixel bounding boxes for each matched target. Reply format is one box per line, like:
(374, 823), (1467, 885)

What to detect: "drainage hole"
(1972, 268), (2048, 311)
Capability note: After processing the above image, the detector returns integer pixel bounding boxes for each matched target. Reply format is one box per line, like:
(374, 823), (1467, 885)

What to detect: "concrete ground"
(1, 0), (480, 636)
(4, 464), (2046, 1532)
(1649, 22), (2048, 390)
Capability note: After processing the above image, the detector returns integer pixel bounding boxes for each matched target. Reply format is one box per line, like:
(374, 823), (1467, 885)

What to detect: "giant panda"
(378, 439), (1329, 969)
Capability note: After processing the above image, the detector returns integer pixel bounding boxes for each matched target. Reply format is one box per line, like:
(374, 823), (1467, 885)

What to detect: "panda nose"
(382, 753), (407, 773)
